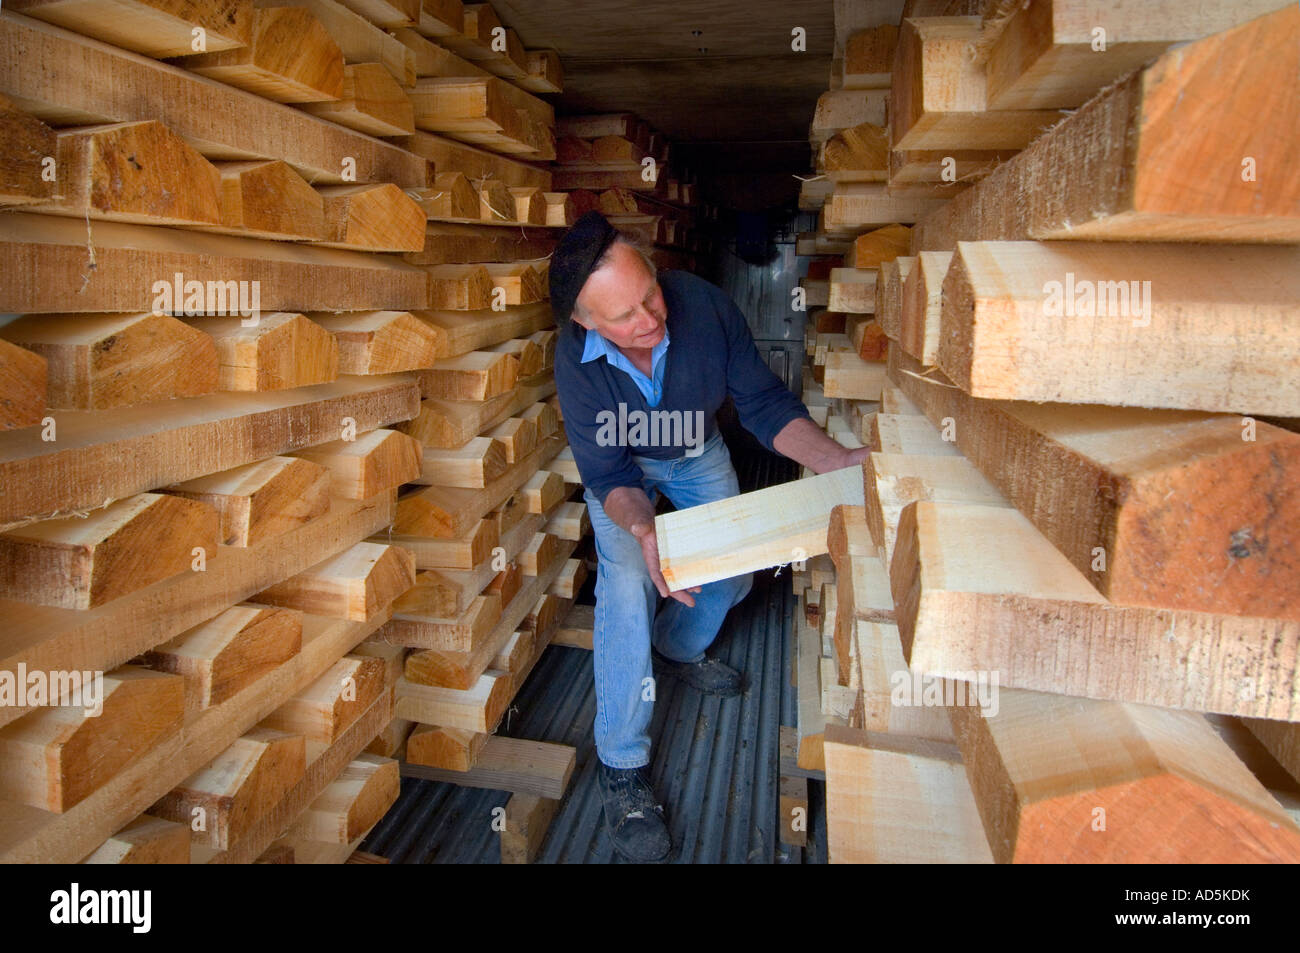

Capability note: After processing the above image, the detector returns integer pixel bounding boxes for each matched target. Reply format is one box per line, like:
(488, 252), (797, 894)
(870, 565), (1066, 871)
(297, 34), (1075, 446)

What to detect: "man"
(551, 212), (871, 862)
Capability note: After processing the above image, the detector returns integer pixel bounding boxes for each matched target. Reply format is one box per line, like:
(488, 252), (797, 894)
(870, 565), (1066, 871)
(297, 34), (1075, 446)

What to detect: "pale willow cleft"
(655, 465), (865, 593)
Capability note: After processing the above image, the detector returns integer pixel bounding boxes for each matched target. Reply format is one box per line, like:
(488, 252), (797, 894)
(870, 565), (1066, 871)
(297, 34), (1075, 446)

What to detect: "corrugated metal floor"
(362, 428), (829, 863)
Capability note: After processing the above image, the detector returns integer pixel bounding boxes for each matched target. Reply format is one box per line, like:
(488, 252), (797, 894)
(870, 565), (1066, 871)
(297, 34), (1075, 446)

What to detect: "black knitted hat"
(549, 210), (619, 329)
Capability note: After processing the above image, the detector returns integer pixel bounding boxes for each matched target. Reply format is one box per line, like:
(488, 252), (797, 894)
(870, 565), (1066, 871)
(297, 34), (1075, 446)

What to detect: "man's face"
(573, 242), (667, 350)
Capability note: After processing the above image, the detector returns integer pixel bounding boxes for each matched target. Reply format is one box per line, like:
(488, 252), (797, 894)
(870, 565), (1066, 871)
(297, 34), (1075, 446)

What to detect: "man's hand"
(834, 445), (872, 471)
(773, 416), (873, 474)
(630, 520), (702, 607)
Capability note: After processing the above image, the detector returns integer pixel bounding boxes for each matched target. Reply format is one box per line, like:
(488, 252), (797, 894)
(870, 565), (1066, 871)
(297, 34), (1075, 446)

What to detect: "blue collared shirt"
(580, 324), (671, 408)
(555, 270), (812, 506)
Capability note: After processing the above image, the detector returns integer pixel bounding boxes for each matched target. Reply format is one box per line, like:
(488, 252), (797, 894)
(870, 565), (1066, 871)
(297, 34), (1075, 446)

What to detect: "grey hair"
(572, 234), (658, 325)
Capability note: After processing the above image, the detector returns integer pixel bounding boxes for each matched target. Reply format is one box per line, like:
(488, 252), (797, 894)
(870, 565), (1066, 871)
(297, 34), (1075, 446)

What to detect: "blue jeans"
(582, 429), (754, 769)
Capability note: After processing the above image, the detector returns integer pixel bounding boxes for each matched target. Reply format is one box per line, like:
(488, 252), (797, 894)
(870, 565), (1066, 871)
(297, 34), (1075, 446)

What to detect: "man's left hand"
(831, 445), (872, 471)
(773, 416), (874, 475)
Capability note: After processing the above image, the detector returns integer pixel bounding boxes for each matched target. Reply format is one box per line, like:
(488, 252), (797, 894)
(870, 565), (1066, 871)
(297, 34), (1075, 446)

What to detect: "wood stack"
(0, 0), (584, 863)
(360, 330), (598, 861)
(794, 0), (1300, 863)
(552, 112), (704, 270)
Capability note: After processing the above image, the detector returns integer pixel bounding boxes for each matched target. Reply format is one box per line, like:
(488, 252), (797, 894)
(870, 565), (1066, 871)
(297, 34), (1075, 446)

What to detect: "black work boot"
(596, 763), (671, 862)
(652, 649), (745, 697)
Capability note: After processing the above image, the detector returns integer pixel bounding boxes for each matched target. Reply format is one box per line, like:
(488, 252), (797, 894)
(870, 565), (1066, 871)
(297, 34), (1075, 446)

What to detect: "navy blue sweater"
(554, 270), (811, 506)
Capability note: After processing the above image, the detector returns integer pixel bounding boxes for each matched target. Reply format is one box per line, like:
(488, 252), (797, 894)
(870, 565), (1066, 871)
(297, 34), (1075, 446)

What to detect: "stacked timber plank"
(795, 0), (1300, 864)
(786, 296), (879, 750)
(552, 111), (704, 270)
(0, 0), (580, 864)
(807, 0), (1030, 243)
(368, 353), (597, 861)
(798, 236), (893, 410)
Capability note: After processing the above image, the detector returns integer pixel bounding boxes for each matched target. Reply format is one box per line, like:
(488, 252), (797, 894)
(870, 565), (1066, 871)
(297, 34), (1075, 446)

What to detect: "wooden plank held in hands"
(656, 467), (865, 592)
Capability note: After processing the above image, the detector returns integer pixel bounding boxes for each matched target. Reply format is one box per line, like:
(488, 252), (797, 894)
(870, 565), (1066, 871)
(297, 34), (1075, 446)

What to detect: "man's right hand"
(630, 521), (701, 607)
